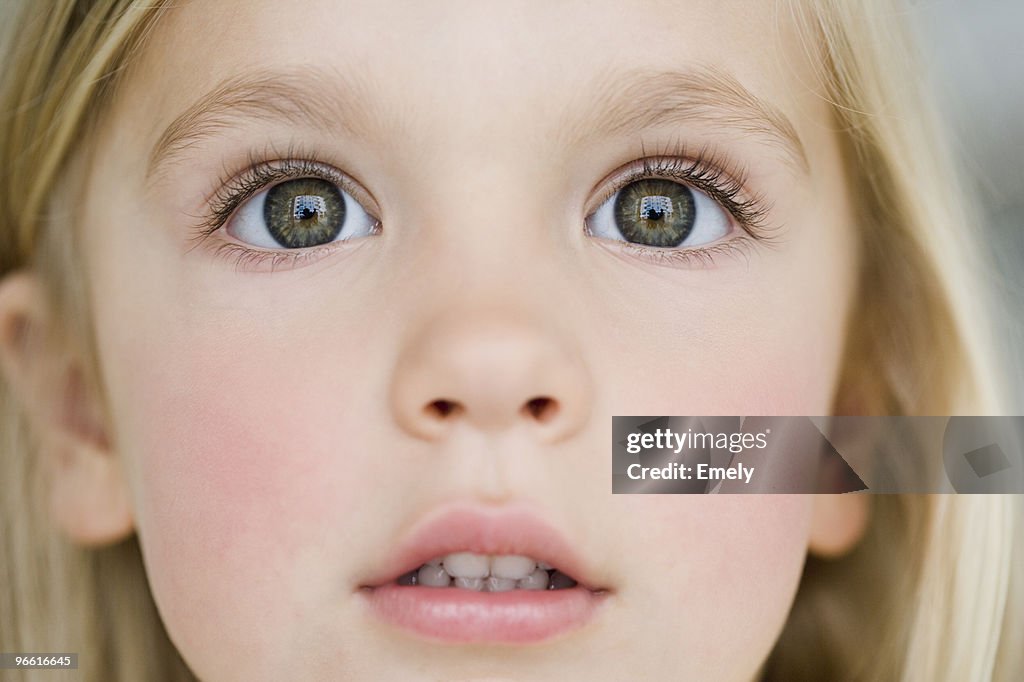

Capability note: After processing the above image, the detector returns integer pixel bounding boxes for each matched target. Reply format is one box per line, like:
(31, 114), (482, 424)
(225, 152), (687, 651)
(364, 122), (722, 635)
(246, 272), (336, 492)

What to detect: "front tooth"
(417, 564), (451, 587)
(453, 576), (485, 591)
(443, 552), (489, 578)
(491, 555), (536, 580)
(485, 576), (517, 592)
(517, 568), (550, 590)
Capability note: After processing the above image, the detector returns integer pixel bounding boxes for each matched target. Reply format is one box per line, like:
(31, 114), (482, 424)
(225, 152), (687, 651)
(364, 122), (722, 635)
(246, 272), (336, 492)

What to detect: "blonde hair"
(0, 0), (1020, 680)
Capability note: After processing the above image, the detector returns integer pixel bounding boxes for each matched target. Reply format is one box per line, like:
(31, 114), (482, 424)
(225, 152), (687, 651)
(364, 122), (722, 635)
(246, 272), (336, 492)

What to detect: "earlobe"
(0, 270), (134, 545)
(808, 493), (870, 558)
(49, 437), (135, 546)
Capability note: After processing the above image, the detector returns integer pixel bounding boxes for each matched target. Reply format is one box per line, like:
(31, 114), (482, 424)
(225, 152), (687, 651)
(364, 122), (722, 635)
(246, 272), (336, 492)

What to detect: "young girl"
(0, 0), (1020, 679)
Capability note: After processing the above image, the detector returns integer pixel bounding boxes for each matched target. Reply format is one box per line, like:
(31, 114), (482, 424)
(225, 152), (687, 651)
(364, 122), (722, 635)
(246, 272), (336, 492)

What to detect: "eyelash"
(191, 142), (776, 270)
(585, 142), (776, 267)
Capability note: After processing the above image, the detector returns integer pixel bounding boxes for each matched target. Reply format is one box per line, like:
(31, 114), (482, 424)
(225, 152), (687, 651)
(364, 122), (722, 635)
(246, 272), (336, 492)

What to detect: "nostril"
(425, 399), (462, 419)
(522, 396), (558, 423)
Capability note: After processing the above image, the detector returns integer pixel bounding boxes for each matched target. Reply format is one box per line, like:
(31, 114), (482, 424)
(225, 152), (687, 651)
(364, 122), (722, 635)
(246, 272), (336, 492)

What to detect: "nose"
(389, 307), (591, 443)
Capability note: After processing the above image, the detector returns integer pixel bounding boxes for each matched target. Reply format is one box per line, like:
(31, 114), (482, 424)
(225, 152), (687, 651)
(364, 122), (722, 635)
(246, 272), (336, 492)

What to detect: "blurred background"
(912, 0), (1024, 409)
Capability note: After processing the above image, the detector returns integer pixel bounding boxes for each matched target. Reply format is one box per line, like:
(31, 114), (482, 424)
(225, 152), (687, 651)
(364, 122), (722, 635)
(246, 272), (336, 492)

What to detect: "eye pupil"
(639, 195), (672, 222)
(614, 179), (695, 247)
(293, 195), (327, 223)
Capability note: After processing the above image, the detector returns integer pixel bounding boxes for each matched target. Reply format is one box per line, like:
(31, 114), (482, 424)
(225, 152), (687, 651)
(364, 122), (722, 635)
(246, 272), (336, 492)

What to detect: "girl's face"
(77, 0), (856, 679)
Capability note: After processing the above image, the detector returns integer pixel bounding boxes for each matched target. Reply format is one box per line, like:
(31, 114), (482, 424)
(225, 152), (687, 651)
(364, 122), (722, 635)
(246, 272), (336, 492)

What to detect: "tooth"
(548, 571), (577, 590)
(491, 555), (536, 580)
(425, 557), (443, 567)
(517, 568), (550, 590)
(537, 561), (553, 570)
(442, 552), (489, 578)
(417, 564), (451, 587)
(453, 576), (485, 591)
(484, 576), (517, 592)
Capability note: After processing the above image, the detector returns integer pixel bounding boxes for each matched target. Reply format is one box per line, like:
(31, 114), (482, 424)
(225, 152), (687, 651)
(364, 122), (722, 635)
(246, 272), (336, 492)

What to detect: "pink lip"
(357, 504), (610, 643)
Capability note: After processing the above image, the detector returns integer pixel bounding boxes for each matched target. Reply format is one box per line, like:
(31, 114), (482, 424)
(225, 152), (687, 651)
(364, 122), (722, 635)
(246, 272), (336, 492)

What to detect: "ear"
(0, 270), (133, 546)
(808, 493), (869, 558)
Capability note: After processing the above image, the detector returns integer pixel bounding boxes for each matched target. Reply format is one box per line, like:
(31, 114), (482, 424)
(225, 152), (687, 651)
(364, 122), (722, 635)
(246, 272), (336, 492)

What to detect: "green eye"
(227, 176), (379, 250)
(587, 176), (731, 250)
(612, 179), (696, 247)
(263, 178), (346, 248)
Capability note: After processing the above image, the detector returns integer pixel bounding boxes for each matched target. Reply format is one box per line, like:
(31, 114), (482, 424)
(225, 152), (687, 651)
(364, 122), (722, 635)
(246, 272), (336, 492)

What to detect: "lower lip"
(361, 584), (605, 643)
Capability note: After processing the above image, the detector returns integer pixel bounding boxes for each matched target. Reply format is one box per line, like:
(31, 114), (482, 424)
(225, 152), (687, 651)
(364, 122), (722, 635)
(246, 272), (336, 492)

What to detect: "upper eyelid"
(583, 153), (768, 231)
(588, 155), (736, 204)
(584, 159), (671, 215)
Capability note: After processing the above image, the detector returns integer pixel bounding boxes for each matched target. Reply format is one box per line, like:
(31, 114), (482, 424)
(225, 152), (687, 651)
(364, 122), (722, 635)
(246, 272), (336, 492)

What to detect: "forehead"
(138, 0), (796, 77)
(122, 0), (827, 169)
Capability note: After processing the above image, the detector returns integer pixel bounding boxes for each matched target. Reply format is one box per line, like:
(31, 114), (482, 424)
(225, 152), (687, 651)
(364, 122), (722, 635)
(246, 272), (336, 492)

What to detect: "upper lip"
(358, 502), (606, 591)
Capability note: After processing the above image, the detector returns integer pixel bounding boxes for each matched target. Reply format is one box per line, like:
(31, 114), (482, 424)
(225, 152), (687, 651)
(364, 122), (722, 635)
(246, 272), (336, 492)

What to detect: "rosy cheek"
(116, 342), (367, 653)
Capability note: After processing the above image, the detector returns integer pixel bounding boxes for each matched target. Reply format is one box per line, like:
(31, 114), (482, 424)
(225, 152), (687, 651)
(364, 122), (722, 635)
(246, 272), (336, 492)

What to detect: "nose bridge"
(412, 153), (549, 252)
(396, 156), (562, 310)
(384, 116), (591, 443)
(389, 300), (592, 444)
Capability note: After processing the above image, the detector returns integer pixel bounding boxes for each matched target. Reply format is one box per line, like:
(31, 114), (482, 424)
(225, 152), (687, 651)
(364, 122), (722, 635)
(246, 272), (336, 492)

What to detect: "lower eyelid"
(203, 238), (372, 273)
(591, 233), (759, 270)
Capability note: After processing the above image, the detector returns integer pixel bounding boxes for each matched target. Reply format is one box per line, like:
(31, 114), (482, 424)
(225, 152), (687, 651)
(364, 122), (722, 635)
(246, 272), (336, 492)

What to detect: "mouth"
(357, 504), (611, 643)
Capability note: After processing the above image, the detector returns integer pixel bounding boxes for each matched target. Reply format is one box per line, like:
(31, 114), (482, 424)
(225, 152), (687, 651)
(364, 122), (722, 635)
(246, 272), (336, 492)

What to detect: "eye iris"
(613, 179), (696, 247)
(263, 178), (346, 248)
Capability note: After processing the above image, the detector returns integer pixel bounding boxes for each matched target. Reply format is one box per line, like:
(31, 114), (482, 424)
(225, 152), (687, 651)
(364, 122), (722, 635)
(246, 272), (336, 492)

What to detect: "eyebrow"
(567, 65), (810, 174)
(146, 66), (375, 185)
(147, 63), (809, 182)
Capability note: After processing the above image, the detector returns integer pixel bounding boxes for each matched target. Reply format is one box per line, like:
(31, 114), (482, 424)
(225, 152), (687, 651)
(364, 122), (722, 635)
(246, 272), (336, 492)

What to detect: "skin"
(0, 0), (868, 680)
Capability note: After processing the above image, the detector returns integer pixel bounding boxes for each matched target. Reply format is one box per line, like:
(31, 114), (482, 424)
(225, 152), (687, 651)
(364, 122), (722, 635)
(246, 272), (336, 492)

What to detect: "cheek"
(590, 224), (854, 416)
(597, 287), (849, 416)
(612, 495), (811, 678)
(103, 316), (374, 662)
